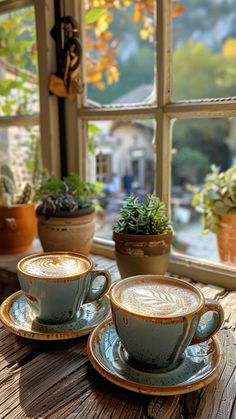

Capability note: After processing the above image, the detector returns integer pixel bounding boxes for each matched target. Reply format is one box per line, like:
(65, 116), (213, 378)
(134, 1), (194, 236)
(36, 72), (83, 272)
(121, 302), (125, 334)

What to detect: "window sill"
(92, 238), (236, 291)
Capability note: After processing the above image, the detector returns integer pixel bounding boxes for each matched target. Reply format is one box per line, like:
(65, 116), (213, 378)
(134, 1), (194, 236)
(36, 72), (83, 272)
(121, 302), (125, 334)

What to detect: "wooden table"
(0, 255), (235, 419)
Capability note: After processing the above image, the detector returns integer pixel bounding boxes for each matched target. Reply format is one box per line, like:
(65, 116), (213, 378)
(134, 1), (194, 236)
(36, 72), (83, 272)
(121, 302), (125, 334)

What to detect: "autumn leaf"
(223, 38), (236, 59)
(172, 5), (185, 17)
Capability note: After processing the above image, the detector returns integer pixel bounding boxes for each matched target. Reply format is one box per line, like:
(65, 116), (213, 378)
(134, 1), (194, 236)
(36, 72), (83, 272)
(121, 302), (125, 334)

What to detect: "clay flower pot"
(36, 207), (95, 255)
(216, 213), (236, 263)
(0, 203), (37, 254)
(113, 230), (173, 278)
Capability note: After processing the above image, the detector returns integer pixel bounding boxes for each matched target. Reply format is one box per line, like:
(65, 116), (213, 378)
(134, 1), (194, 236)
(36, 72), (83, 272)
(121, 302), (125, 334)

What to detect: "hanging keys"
(49, 16), (83, 100)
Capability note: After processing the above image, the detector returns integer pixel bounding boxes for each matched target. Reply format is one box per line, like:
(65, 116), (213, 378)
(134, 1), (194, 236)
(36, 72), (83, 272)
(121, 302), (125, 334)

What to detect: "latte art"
(20, 254), (90, 278)
(116, 281), (200, 316)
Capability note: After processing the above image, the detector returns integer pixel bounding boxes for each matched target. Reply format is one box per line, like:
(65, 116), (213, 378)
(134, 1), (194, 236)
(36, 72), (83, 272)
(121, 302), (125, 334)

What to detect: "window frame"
(67, 0), (236, 290)
(0, 0), (60, 175)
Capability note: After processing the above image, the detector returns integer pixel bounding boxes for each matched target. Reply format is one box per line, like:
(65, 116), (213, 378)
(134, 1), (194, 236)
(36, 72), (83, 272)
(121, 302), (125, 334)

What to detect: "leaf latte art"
(117, 282), (200, 316)
(21, 255), (90, 277)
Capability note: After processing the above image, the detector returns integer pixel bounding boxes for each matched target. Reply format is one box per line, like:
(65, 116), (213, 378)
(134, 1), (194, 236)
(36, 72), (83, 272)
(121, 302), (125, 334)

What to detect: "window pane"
(173, 1), (236, 100)
(0, 6), (39, 116)
(0, 125), (41, 195)
(87, 119), (156, 240)
(172, 117), (236, 267)
(85, 1), (155, 105)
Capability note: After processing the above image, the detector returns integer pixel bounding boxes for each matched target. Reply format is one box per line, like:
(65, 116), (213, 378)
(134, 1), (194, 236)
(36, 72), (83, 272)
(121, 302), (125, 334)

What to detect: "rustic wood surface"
(0, 255), (235, 419)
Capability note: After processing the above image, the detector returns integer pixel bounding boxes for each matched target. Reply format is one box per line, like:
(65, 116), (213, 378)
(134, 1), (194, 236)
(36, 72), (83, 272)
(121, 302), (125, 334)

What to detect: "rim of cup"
(109, 275), (205, 322)
(17, 251), (92, 281)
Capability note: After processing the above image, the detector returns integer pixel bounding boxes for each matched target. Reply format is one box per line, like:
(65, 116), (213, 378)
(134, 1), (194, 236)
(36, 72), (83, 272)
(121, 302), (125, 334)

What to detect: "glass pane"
(85, 1), (155, 105)
(0, 6), (39, 116)
(87, 119), (156, 240)
(173, 0), (236, 100)
(172, 117), (236, 266)
(0, 125), (41, 198)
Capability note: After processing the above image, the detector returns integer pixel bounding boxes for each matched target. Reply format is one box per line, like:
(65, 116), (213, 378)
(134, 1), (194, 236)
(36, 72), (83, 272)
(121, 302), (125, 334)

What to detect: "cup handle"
(85, 269), (111, 303)
(191, 298), (224, 345)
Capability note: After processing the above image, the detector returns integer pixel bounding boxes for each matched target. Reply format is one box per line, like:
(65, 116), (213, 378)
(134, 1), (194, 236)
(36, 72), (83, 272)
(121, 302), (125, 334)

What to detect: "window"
(1, 1), (235, 288)
(0, 0), (60, 183)
(0, 2), (40, 186)
(70, 0), (236, 288)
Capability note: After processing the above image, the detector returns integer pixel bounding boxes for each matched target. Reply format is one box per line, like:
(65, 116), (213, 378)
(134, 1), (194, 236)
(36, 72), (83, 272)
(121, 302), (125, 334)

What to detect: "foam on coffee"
(115, 279), (200, 317)
(20, 254), (90, 278)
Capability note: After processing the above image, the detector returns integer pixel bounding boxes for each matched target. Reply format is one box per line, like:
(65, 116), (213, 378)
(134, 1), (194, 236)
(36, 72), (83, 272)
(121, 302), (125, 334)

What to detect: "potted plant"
(112, 193), (173, 278)
(0, 164), (37, 254)
(192, 164), (236, 263)
(34, 172), (103, 255)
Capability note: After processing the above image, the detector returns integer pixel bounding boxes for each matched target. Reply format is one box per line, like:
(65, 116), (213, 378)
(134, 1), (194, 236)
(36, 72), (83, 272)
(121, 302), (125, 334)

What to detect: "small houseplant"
(34, 172), (103, 255)
(192, 164), (236, 263)
(0, 164), (37, 253)
(112, 193), (173, 278)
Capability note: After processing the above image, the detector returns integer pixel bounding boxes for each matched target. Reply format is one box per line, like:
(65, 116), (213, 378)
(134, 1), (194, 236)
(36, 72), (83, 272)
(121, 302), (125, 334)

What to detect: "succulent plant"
(112, 193), (172, 235)
(0, 164), (33, 206)
(192, 164), (236, 234)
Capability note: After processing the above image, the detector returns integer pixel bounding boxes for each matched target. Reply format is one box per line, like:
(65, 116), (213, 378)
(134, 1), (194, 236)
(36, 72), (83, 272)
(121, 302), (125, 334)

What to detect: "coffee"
(19, 253), (90, 278)
(115, 279), (200, 317)
(109, 275), (224, 371)
(17, 252), (111, 323)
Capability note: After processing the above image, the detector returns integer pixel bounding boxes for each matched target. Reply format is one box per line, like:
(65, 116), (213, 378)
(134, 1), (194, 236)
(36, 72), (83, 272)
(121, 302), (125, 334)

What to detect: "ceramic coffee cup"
(17, 251), (111, 323)
(109, 275), (224, 371)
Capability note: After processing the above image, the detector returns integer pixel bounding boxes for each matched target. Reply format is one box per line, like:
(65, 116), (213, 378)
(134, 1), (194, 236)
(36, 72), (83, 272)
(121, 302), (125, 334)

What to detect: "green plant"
(192, 164), (236, 234)
(0, 164), (32, 206)
(34, 172), (103, 215)
(112, 193), (172, 235)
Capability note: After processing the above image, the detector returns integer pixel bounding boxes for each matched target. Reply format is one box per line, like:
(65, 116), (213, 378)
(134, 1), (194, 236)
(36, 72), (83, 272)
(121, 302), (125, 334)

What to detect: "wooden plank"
(0, 340), (88, 419)
(0, 346), (31, 371)
(145, 396), (180, 419)
(185, 331), (236, 419)
(194, 284), (226, 300)
(217, 292), (236, 331)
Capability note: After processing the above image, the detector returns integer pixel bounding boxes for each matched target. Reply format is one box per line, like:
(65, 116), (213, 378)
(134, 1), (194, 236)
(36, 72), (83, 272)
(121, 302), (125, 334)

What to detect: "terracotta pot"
(0, 203), (37, 254)
(112, 231), (173, 278)
(37, 208), (95, 255)
(216, 213), (236, 263)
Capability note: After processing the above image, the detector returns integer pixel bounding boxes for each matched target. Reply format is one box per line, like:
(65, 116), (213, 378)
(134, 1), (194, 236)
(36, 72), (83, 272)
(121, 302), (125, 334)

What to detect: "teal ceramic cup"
(109, 275), (224, 371)
(17, 252), (111, 324)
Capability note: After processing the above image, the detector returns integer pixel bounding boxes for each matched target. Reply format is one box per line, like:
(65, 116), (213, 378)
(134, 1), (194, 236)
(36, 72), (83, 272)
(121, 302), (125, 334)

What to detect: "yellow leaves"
(2, 21), (15, 30)
(140, 17), (154, 42)
(90, 0), (105, 7)
(85, 0), (185, 90)
(123, 0), (132, 6)
(223, 38), (236, 59)
(106, 66), (120, 84)
(95, 12), (113, 36)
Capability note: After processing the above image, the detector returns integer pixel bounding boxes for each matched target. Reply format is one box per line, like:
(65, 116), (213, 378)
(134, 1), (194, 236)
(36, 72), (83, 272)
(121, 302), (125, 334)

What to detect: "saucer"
(0, 291), (110, 341)
(87, 319), (223, 396)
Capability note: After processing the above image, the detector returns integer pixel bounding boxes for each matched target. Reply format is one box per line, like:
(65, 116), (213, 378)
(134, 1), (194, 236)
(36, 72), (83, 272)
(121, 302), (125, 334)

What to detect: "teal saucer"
(87, 319), (223, 396)
(0, 291), (110, 340)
